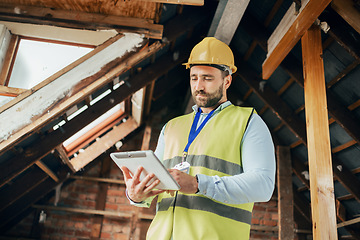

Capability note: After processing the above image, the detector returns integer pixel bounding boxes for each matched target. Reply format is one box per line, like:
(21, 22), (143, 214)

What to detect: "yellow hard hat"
(183, 37), (237, 74)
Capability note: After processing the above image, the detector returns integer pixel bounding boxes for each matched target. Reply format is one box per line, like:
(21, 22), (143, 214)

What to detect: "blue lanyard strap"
(183, 108), (216, 160)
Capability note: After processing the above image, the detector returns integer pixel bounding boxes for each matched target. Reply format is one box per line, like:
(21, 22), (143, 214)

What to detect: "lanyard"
(182, 108), (216, 162)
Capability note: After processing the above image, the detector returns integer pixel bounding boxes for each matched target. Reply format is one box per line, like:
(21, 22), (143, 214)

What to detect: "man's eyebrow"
(190, 74), (215, 77)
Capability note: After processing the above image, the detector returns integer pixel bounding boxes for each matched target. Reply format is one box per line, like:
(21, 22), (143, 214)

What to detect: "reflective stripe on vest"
(147, 105), (255, 240)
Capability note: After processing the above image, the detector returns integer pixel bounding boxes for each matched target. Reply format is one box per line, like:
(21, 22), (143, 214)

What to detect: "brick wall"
(5, 107), (279, 239)
(250, 197), (279, 239)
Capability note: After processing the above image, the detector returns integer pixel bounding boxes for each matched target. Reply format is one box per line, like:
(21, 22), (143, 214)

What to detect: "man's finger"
(132, 166), (144, 182)
(143, 179), (161, 193)
(120, 166), (132, 181)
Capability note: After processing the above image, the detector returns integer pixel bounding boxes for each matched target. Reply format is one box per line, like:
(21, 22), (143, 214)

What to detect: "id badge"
(173, 161), (190, 174)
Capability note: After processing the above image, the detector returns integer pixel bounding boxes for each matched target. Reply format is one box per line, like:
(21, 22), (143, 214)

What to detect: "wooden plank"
(332, 155), (360, 202)
(0, 85), (27, 97)
(262, 0), (332, 80)
(332, 139), (357, 153)
(292, 156), (310, 189)
(277, 146), (295, 240)
(337, 217), (360, 228)
(70, 117), (139, 171)
(293, 190), (312, 224)
(55, 145), (76, 172)
(134, 0), (203, 5)
(70, 176), (125, 185)
(348, 99), (360, 111)
(32, 204), (154, 220)
(302, 24), (337, 240)
(35, 161), (59, 182)
(327, 60), (360, 88)
(0, 166), (69, 230)
(64, 109), (126, 156)
(0, 4), (163, 39)
(0, 167), (47, 212)
(0, 34), (18, 85)
(208, 0), (250, 44)
(0, 34), (160, 153)
(319, 7), (360, 60)
(332, 0), (360, 35)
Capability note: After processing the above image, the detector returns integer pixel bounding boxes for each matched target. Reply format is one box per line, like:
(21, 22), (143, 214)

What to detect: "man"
(121, 37), (275, 240)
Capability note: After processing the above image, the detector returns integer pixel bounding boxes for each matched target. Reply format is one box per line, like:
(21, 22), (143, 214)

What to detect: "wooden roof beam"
(331, 0), (360, 35)
(207, 0), (250, 45)
(235, 59), (360, 203)
(0, 86), (26, 97)
(137, 0), (203, 5)
(262, 0), (331, 80)
(0, 4), (163, 39)
(70, 117), (139, 172)
(242, 11), (360, 147)
(0, 166), (69, 231)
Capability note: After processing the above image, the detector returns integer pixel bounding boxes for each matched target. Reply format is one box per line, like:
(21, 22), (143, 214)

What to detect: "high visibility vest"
(147, 105), (255, 240)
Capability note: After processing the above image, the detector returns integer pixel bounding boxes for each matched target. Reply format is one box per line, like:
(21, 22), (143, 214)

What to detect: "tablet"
(110, 150), (180, 190)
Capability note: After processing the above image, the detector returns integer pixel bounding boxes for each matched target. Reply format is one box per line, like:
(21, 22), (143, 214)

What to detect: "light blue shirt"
(128, 101), (276, 206)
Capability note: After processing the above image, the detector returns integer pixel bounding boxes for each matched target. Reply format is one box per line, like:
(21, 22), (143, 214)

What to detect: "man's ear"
(224, 75), (232, 90)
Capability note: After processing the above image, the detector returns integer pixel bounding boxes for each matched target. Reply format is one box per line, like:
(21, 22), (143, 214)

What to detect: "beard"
(192, 84), (224, 108)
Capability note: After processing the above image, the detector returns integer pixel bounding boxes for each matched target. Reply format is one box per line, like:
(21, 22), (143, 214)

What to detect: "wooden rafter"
(242, 11), (360, 147)
(0, 166), (69, 230)
(331, 0), (360, 35)
(208, 0), (250, 45)
(262, 0), (332, 80)
(0, 4), (163, 39)
(236, 57), (360, 208)
(70, 117), (139, 171)
(135, 0), (203, 5)
(0, 85), (26, 97)
(319, 7), (360, 61)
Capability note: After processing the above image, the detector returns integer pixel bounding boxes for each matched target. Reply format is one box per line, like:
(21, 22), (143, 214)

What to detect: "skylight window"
(8, 39), (93, 89)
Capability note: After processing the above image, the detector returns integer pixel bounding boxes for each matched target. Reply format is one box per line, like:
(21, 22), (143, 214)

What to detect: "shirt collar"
(192, 100), (232, 114)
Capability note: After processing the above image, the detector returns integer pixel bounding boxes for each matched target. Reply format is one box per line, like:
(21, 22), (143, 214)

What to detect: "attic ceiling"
(0, 0), (359, 239)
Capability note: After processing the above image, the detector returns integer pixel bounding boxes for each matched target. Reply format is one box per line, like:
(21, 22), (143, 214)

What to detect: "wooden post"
(301, 24), (338, 239)
(277, 146), (295, 240)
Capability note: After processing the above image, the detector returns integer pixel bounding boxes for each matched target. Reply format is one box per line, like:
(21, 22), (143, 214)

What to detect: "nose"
(194, 79), (204, 91)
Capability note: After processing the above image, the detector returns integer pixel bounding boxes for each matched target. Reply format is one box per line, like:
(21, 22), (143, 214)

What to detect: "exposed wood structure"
(302, 24), (337, 239)
(0, 34), (159, 152)
(208, 0), (250, 45)
(0, 4), (163, 39)
(262, 0), (332, 80)
(0, 0), (359, 239)
(332, 0), (360, 35)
